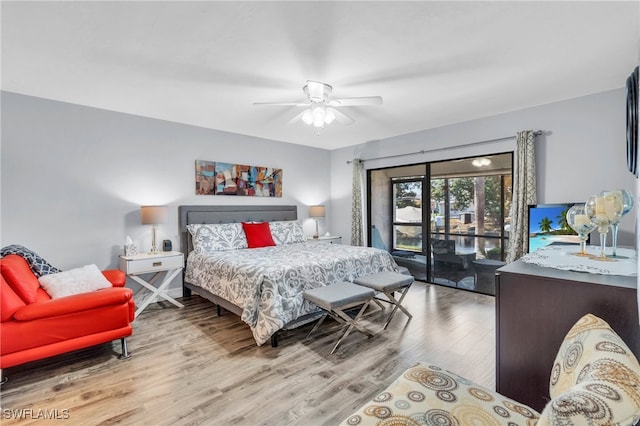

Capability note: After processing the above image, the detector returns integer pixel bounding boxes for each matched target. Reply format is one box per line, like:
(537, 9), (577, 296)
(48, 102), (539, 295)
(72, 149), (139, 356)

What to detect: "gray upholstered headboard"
(178, 205), (298, 254)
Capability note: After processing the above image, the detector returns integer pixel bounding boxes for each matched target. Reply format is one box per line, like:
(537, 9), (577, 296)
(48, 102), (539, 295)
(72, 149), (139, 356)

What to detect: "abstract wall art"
(195, 160), (282, 197)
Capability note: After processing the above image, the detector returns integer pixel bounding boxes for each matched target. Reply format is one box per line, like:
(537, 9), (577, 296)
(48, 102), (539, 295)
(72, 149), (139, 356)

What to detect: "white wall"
(331, 88), (637, 247)
(1, 91), (331, 294)
(3, 88), (636, 294)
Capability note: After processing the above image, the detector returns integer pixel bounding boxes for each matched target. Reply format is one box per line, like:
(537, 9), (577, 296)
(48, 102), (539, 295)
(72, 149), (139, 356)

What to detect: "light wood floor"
(1, 281), (495, 426)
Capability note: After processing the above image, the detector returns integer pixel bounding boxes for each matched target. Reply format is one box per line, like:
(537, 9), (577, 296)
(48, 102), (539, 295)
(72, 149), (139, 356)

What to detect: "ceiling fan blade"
(253, 101), (309, 107)
(287, 110), (306, 125)
(329, 96), (383, 107)
(330, 108), (355, 125)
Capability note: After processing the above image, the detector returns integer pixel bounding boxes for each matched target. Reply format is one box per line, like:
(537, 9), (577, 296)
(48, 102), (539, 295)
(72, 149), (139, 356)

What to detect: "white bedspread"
(185, 241), (399, 345)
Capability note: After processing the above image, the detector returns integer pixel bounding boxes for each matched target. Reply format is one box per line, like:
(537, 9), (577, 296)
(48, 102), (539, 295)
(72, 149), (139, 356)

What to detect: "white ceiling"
(2, 1), (638, 150)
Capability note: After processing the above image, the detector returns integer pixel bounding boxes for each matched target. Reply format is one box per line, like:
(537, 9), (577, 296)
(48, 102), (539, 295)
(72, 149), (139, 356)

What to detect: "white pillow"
(269, 220), (306, 245)
(187, 223), (248, 252)
(38, 264), (112, 299)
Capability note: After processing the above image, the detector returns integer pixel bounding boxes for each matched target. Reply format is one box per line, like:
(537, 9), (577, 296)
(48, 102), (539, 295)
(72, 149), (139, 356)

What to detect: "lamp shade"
(140, 206), (169, 225)
(309, 205), (326, 218)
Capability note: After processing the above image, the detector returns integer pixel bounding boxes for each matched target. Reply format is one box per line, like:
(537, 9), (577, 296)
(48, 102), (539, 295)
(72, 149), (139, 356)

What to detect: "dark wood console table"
(495, 259), (639, 412)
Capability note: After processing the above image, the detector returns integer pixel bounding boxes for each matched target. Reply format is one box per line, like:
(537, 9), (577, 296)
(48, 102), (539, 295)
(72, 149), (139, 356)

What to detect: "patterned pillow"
(538, 314), (640, 426)
(0, 244), (61, 277)
(187, 223), (248, 252)
(340, 362), (540, 425)
(269, 220), (306, 245)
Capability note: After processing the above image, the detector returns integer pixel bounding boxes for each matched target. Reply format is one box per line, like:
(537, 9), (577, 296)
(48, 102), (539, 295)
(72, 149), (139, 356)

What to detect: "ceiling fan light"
(301, 109), (313, 125)
(324, 108), (336, 124)
(313, 117), (324, 128)
(472, 158), (492, 167)
(312, 106), (325, 127)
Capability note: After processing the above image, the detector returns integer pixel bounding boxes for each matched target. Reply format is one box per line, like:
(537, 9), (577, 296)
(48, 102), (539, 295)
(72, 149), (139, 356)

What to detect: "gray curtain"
(506, 130), (537, 263)
(351, 159), (364, 246)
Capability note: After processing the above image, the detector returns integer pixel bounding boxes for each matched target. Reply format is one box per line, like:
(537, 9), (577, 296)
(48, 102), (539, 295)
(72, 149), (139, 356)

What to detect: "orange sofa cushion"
(1, 255), (44, 304)
(1, 275), (26, 322)
(102, 269), (126, 287)
(2, 302), (132, 355)
(14, 287), (133, 321)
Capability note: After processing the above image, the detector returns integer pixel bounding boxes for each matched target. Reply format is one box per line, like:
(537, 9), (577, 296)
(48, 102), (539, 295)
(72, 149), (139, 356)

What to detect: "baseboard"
(165, 287), (183, 300)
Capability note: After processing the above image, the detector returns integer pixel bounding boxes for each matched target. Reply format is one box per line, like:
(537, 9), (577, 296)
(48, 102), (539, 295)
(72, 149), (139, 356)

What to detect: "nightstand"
(118, 251), (184, 317)
(308, 235), (342, 244)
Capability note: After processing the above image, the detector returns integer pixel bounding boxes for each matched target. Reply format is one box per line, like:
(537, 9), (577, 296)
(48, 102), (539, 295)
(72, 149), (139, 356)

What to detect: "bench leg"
(329, 303), (373, 354)
(382, 286), (413, 330)
(371, 298), (386, 310)
(306, 313), (328, 340)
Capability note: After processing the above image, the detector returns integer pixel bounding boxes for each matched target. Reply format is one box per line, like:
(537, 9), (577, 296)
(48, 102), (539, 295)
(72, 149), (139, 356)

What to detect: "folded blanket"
(0, 244), (61, 277)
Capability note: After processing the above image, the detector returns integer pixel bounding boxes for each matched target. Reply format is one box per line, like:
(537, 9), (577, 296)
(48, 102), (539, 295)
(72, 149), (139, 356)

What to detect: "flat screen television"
(527, 203), (588, 253)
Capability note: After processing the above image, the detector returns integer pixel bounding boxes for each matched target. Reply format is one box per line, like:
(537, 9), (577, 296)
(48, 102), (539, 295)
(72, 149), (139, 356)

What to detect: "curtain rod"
(346, 130), (543, 164)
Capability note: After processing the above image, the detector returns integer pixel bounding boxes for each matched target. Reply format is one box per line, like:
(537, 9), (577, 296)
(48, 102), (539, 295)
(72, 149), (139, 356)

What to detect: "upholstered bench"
(353, 271), (414, 329)
(304, 282), (375, 354)
(340, 313), (640, 425)
(396, 266), (411, 276)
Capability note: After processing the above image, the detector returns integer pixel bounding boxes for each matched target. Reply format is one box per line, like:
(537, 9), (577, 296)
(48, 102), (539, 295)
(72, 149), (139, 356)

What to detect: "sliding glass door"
(368, 153), (512, 296)
(429, 172), (511, 294)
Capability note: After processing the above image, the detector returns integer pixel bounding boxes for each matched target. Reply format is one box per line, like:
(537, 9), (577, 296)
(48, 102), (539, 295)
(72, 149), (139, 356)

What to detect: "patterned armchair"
(340, 314), (640, 425)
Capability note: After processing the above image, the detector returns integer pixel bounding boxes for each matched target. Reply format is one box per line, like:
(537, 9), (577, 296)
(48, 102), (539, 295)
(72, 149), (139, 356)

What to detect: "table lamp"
(309, 205), (325, 239)
(141, 206), (169, 253)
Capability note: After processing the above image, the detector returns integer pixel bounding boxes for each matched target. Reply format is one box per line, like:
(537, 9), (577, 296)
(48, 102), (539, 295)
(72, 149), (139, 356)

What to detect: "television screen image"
(527, 203), (586, 253)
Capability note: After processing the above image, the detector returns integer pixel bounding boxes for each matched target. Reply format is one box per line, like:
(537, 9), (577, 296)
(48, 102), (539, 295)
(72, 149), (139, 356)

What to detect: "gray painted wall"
(2, 88), (636, 298)
(330, 88), (637, 248)
(1, 91), (331, 295)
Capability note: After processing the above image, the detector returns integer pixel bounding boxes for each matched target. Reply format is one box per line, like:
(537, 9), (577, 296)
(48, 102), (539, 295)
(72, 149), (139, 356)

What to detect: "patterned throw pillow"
(538, 313), (640, 426)
(269, 220), (306, 245)
(187, 223), (248, 252)
(340, 362), (540, 426)
(0, 244), (61, 277)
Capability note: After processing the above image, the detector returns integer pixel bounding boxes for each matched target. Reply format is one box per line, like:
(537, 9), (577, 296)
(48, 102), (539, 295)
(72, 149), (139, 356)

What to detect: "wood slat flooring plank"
(1, 282), (495, 426)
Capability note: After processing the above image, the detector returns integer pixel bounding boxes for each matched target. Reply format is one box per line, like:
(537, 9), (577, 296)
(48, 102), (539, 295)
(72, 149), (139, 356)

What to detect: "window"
(431, 174), (510, 262)
(392, 178), (424, 252)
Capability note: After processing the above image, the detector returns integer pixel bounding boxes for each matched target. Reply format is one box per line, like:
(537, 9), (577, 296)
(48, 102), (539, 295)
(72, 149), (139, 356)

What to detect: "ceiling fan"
(253, 80), (382, 130)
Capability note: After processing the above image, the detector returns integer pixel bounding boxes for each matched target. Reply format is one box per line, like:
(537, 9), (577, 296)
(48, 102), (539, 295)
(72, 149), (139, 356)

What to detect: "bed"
(179, 205), (400, 347)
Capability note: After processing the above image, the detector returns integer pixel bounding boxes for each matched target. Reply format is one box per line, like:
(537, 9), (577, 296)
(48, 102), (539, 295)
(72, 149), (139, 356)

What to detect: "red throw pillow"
(242, 222), (276, 248)
(1, 255), (41, 304)
(1, 275), (26, 321)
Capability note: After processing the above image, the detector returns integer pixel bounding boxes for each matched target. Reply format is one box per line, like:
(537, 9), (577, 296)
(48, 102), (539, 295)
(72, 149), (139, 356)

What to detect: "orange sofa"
(1, 254), (135, 375)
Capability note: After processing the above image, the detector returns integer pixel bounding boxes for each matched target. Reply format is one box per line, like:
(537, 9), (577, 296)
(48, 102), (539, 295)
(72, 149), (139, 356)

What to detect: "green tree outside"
(449, 177), (474, 211)
(557, 207), (572, 233)
(395, 181), (421, 209)
(538, 217), (553, 233)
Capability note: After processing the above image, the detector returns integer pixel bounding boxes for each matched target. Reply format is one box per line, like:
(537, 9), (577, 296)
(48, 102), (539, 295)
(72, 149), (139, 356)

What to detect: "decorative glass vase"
(600, 189), (634, 258)
(584, 194), (623, 261)
(566, 205), (596, 257)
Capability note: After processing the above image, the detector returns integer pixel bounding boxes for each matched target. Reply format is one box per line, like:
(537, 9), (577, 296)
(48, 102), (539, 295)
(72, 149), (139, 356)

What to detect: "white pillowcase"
(187, 223), (248, 252)
(269, 220), (306, 245)
(38, 264), (112, 299)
